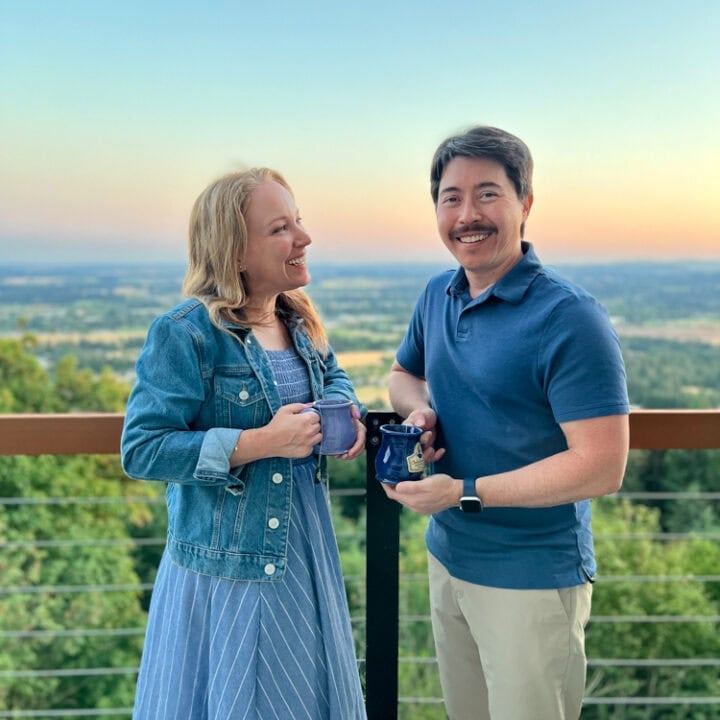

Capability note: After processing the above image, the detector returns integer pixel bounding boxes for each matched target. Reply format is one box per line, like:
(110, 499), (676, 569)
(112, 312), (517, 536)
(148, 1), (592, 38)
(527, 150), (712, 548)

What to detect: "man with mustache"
(383, 126), (630, 720)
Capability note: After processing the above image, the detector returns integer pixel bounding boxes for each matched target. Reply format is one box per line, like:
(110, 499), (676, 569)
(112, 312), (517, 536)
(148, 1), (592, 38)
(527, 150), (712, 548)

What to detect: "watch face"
(460, 497), (482, 513)
(461, 477), (482, 513)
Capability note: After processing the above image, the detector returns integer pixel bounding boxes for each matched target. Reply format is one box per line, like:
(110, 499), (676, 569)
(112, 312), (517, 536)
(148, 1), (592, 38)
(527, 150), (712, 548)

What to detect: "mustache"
(449, 222), (497, 240)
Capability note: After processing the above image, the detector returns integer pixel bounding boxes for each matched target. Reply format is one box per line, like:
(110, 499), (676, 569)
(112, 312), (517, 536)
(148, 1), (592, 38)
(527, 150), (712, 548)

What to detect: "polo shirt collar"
(446, 241), (543, 304)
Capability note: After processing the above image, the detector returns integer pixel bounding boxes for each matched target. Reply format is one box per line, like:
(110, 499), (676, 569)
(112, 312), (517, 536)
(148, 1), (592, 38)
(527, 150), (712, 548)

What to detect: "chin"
(289, 272), (311, 290)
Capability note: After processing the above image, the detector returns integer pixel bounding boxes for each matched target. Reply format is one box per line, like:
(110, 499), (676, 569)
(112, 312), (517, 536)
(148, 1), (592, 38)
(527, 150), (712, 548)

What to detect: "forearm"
(230, 427), (275, 466)
(476, 444), (626, 508)
(388, 446), (627, 515)
(387, 414), (629, 515)
(388, 366), (432, 418)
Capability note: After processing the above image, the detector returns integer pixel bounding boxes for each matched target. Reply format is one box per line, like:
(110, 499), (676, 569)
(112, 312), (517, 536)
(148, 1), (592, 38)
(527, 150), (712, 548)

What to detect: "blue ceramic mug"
(301, 399), (357, 455)
(375, 424), (426, 484)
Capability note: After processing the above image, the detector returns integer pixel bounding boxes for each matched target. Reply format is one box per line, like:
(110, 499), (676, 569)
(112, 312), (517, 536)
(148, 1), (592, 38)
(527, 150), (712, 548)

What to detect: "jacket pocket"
(214, 369), (268, 428)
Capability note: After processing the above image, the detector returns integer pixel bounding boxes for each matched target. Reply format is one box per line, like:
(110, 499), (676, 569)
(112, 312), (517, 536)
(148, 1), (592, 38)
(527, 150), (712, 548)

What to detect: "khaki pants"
(428, 552), (592, 720)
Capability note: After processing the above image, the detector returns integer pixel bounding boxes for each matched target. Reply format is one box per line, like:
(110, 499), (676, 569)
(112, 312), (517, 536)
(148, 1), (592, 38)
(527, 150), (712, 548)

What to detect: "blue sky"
(2, 0), (719, 264)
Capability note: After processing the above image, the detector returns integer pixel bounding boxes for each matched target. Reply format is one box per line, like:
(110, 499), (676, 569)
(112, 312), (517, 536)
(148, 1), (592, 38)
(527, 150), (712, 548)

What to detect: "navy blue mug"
(375, 424), (426, 485)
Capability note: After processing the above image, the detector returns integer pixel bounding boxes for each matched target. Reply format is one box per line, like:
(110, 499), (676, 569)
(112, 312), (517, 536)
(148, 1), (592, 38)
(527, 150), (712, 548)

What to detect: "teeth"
(457, 233), (489, 244)
(288, 257), (305, 265)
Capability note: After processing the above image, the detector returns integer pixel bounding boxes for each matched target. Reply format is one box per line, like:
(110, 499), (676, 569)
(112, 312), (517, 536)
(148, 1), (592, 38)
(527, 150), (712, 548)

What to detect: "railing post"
(365, 411), (401, 720)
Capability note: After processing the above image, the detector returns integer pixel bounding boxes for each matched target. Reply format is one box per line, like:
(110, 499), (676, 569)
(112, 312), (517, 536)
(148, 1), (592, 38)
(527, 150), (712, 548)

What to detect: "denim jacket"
(121, 298), (361, 581)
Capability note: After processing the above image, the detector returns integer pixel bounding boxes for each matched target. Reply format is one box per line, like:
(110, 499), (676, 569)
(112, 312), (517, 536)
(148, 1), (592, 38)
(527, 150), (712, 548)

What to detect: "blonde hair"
(182, 168), (328, 353)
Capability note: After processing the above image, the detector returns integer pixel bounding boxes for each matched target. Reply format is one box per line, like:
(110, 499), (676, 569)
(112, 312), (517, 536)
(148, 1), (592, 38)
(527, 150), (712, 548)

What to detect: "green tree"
(0, 337), (162, 717)
(623, 449), (720, 536)
(584, 498), (720, 720)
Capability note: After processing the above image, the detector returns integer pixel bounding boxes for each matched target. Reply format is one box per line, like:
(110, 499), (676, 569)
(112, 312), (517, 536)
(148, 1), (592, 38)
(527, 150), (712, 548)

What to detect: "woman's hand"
(266, 403), (324, 458)
(335, 406), (366, 460)
(232, 403), (322, 462)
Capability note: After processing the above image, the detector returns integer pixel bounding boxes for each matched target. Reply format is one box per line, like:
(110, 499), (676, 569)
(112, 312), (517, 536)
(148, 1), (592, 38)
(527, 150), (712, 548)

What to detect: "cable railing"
(1, 410), (719, 719)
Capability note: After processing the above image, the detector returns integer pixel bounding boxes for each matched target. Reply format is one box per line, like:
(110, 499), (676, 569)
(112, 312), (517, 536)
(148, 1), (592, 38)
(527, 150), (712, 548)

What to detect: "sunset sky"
(2, 1), (719, 265)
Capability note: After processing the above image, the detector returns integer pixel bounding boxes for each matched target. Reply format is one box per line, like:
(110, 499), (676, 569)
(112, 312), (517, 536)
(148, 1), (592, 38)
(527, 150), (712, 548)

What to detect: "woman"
(121, 168), (367, 719)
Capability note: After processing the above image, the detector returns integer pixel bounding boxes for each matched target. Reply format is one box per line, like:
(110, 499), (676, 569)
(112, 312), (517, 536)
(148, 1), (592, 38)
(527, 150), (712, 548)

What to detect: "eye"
(272, 223), (288, 234)
(478, 191), (498, 201)
(441, 195), (460, 205)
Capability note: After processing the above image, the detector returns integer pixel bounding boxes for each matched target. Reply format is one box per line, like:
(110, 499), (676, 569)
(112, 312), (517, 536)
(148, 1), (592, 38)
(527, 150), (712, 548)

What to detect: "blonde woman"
(122, 168), (367, 719)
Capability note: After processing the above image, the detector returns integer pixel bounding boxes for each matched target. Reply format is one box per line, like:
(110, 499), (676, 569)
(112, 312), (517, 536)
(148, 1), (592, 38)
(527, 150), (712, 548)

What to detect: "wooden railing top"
(0, 410), (718, 456)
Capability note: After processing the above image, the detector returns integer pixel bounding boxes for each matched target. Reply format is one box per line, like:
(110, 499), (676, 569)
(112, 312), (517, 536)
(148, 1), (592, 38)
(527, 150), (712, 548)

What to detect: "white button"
(274, 380), (278, 385)
(238, 390), (249, 400)
(268, 517), (279, 529)
(264, 563), (276, 575)
(271, 473), (283, 484)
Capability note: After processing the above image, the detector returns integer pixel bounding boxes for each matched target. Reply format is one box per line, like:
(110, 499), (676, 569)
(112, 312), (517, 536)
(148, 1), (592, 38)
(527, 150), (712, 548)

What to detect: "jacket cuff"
(194, 427), (245, 482)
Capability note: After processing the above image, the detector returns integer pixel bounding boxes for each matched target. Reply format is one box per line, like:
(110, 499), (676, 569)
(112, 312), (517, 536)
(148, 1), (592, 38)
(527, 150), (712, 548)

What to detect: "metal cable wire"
(0, 712), (132, 719)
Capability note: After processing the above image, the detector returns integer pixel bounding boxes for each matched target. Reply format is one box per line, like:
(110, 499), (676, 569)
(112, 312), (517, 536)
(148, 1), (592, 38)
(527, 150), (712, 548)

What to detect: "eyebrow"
(264, 214), (291, 230)
(439, 181), (502, 196)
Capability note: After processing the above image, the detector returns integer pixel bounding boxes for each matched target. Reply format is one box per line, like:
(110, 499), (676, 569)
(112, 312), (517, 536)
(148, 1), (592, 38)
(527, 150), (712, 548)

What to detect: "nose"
(295, 225), (312, 247)
(458, 197), (482, 225)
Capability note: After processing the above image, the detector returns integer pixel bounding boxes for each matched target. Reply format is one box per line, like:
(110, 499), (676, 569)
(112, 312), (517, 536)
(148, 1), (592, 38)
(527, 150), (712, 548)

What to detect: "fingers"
(405, 408), (437, 431)
(419, 429), (434, 446)
(405, 413), (426, 430)
(279, 402), (314, 416)
(422, 446), (445, 463)
(336, 419), (366, 460)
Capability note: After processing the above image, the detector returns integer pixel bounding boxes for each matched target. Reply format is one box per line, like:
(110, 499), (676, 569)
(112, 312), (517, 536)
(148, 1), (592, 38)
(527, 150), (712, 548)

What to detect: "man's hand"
(404, 409), (446, 465)
(381, 473), (460, 515)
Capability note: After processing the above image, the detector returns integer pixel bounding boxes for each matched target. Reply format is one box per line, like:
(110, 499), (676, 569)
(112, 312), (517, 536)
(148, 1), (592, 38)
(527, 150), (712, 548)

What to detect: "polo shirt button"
(268, 517), (280, 529)
(264, 563), (276, 576)
(238, 390), (249, 401)
(272, 473), (283, 484)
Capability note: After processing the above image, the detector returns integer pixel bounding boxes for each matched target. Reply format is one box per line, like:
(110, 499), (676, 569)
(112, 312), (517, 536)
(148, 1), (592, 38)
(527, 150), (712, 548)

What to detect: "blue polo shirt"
(396, 243), (629, 589)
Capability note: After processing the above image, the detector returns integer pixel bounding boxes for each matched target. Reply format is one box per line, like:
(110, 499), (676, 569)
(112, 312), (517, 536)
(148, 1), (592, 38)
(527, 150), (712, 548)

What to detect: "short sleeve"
(540, 295), (629, 423)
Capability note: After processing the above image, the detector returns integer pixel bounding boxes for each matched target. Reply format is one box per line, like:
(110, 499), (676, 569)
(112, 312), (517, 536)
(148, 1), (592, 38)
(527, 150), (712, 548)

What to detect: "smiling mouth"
(287, 257), (306, 266)
(450, 223), (496, 244)
(455, 233), (491, 244)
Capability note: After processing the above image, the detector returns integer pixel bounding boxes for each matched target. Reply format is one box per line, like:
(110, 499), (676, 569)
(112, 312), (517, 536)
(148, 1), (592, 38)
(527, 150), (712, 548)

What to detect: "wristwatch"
(460, 476), (483, 513)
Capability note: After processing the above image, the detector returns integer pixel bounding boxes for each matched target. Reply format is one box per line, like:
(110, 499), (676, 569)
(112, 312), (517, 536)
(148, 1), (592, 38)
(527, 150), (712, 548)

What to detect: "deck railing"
(1, 409), (719, 718)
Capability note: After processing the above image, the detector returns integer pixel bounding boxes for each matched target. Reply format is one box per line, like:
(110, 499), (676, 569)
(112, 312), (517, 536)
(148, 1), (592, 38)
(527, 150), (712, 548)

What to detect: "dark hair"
(430, 126), (534, 205)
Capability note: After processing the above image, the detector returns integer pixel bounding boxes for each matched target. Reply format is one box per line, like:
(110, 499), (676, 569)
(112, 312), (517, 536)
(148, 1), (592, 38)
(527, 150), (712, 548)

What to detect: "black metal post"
(365, 411), (401, 720)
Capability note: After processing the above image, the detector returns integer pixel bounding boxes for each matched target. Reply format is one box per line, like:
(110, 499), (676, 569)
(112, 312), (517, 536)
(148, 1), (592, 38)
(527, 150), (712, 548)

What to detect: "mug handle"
(300, 404), (322, 454)
(300, 404), (322, 426)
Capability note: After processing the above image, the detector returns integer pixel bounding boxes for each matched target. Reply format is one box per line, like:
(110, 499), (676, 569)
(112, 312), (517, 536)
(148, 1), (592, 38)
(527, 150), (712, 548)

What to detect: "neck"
(244, 297), (279, 327)
(466, 245), (524, 298)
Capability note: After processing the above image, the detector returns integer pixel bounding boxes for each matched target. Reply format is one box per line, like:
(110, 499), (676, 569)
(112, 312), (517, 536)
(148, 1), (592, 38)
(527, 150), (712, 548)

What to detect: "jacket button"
(264, 563), (276, 576)
(271, 473), (283, 484)
(238, 390), (249, 400)
(268, 517), (280, 529)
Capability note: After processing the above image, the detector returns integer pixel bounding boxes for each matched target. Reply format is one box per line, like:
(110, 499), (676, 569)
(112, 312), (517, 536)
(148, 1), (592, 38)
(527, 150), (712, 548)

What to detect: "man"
(383, 126), (629, 720)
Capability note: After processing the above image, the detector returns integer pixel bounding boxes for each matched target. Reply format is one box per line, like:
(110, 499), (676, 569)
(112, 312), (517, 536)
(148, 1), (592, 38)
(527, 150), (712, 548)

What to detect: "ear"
(523, 194), (534, 218)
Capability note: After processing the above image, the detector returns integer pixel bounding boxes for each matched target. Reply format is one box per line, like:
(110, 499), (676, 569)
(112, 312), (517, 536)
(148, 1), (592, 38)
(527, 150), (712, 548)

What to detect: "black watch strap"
(460, 476), (483, 513)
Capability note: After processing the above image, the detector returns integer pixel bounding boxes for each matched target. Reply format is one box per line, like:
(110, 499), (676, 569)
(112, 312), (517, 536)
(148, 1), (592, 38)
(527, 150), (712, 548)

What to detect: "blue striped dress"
(133, 348), (366, 719)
